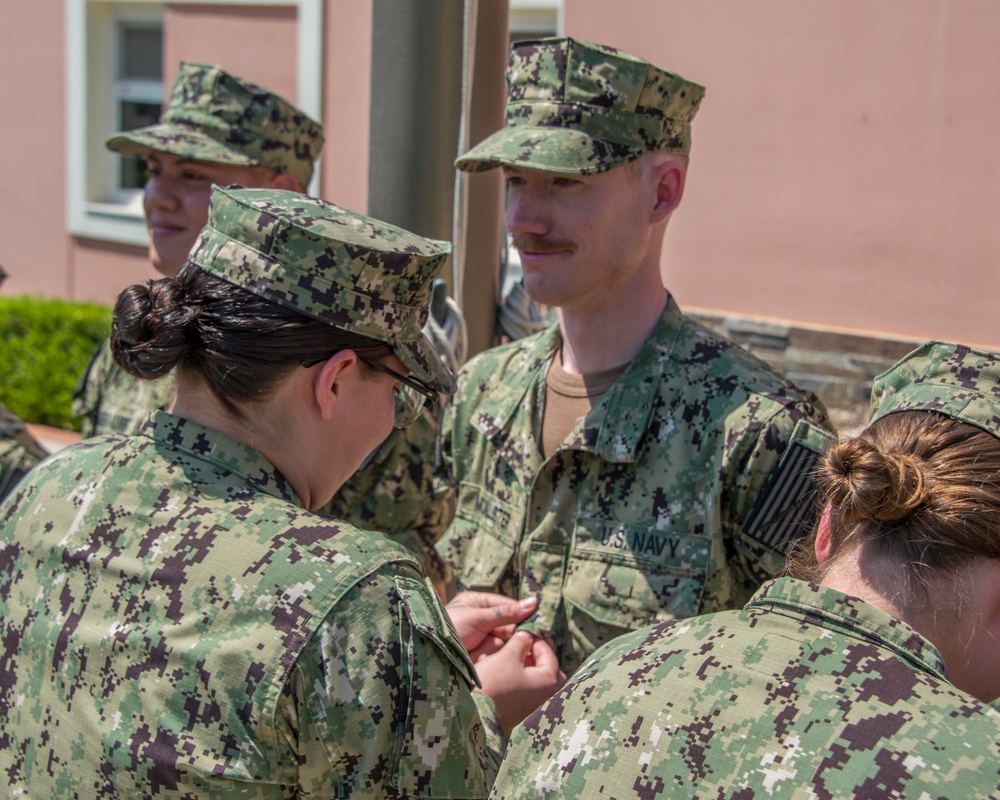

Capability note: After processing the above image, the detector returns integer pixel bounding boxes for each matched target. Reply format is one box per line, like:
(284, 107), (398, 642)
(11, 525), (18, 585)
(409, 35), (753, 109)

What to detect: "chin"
(154, 259), (184, 280)
(521, 278), (569, 308)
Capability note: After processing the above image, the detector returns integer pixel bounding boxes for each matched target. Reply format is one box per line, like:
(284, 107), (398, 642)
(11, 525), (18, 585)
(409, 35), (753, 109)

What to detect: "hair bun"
(111, 278), (199, 379)
(825, 438), (929, 525)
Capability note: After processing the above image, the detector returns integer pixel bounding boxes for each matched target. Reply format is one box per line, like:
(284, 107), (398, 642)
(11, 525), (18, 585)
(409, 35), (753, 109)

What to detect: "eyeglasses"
(358, 357), (437, 429)
(302, 353), (437, 429)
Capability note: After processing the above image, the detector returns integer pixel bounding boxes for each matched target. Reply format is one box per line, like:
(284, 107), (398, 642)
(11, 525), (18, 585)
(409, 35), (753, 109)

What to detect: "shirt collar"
(748, 577), (950, 683)
(138, 410), (304, 507)
(473, 296), (685, 464)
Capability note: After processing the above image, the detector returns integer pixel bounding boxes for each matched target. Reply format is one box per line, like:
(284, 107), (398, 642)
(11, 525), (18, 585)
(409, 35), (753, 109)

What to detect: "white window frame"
(66, 0), (324, 247)
(110, 11), (165, 208)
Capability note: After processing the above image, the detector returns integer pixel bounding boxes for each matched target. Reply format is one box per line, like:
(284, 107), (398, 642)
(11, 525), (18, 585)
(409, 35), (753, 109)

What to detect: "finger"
(488, 596), (538, 628)
(467, 634), (506, 662)
(501, 629), (536, 660)
(449, 591), (515, 609)
(526, 636), (563, 676)
(489, 622), (518, 642)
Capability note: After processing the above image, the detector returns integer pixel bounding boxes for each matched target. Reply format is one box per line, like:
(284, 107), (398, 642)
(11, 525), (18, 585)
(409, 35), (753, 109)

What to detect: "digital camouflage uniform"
(0, 189), (491, 798)
(321, 412), (453, 582)
(0, 413), (498, 798)
(72, 354), (450, 580)
(437, 301), (833, 675)
(73, 338), (176, 437)
(492, 577), (1000, 800)
(74, 59), (325, 440)
(448, 38), (833, 674)
(74, 62), (450, 579)
(491, 340), (1000, 800)
(0, 403), (46, 502)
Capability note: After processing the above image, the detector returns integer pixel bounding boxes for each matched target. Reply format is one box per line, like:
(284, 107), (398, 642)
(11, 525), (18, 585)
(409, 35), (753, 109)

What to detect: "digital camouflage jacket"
(72, 340), (450, 582)
(0, 411), (499, 798)
(492, 578), (1000, 799)
(72, 337), (176, 438)
(437, 297), (835, 674)
(0, 403), (46, 503)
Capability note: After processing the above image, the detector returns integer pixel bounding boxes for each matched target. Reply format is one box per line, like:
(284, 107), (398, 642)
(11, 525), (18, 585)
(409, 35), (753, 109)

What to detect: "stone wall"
(691, 313), (925, 437)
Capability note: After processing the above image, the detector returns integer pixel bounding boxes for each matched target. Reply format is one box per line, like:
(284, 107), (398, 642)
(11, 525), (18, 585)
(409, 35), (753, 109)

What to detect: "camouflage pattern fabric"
(320, 410), (453, 583)
(0, 411), (500, 798)
(0, 403), (46, 502)
(72, 336), (177, 438)
(190, 186), (455, 394)
(491, 577), (1000, 799)
(436, 297), (835, 675)
(106, 62), (324, 188)
(72, 339), (452, 582)
(869, 339), (1000, 435)
(456, 37), (704, 175)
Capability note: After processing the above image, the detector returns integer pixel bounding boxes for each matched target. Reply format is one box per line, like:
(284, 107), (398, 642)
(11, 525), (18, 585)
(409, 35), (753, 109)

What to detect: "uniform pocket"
(391, 576), (492, 798)
(440, 483), (519, 589)
(564, 517), (712, 632)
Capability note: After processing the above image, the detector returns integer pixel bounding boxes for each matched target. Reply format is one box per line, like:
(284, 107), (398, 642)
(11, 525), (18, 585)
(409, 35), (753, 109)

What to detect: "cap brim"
(456, 126), (642, 175)
(106, 123), (260, 167)
(396, 332), (456, 396)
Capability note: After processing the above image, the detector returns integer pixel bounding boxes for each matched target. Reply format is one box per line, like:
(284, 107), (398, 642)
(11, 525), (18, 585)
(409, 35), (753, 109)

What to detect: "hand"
(445, 592), (539, 658)
(475, 631), (566, 737)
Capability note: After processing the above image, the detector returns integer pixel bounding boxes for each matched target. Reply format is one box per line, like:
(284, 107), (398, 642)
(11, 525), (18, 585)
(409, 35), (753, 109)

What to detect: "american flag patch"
(743, 440), (824, 555)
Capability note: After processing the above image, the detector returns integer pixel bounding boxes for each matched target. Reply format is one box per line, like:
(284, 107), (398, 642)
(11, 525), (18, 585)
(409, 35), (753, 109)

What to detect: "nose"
(505, 181), (549, 237)
(144, 172), (179, 212)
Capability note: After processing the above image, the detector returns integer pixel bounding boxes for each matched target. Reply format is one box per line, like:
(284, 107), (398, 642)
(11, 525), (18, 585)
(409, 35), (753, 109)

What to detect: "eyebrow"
(145, 155), (209, 169)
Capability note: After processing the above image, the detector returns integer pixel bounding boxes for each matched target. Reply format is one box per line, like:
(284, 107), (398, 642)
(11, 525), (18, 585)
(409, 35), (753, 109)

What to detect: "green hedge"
(0, 296), (112, 431)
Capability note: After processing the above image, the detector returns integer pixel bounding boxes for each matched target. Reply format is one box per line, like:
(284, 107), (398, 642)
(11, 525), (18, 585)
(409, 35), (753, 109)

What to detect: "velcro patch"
(744, 422), (831, 555)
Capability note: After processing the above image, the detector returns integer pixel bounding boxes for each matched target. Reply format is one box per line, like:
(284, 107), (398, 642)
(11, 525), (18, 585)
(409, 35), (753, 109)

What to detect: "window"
(66, 0), (324, 247)
(114, 17), (163, 195)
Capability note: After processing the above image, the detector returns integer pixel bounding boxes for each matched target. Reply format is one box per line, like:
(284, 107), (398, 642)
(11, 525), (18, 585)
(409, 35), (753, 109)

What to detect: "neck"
(171, 376), (316, 508)
(821, 550), (1000, 703)
(558, 284), (668, 375)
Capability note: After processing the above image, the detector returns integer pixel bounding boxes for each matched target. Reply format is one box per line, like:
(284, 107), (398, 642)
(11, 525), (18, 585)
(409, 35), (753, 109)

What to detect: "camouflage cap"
(188, 186), (455, 394)
(106, 62), (324, 188)
(456, 37), (705, 175)
(870, 340), (1000, 439)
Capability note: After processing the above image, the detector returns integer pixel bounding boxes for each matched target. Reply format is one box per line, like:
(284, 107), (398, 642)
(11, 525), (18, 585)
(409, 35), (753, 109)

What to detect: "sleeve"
(289, 568), (500, 799)
(0, 408), (47, 504)
(71, 338), (112, 439)
(724, 401), (837, 586)
(321, 414), (455, 586)
(0, 440), (42, 504)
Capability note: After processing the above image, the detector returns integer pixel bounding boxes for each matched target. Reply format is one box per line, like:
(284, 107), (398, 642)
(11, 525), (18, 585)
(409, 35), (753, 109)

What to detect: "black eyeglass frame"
(301, 352), (438, 428)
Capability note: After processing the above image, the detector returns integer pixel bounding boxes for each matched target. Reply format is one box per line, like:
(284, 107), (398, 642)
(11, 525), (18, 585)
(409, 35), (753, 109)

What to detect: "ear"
(269, 171), (306, 192)
(649, 155), (687, 224)
(814, 503), (834, 564)
(312, 350), (357, 422)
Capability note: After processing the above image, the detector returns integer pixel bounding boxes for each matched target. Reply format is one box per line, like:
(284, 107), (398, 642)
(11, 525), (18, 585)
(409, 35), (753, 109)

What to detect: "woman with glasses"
(490, 341), (1000, 799)
(0, 187), (563, 798)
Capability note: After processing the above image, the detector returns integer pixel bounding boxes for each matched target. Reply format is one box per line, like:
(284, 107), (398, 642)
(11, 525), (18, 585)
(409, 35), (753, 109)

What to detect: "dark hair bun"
(111, 278), (198, 380)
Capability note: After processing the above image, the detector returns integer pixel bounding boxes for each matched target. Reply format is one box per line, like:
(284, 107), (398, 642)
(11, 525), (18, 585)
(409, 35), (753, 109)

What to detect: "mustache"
(510, 235), (575, 254)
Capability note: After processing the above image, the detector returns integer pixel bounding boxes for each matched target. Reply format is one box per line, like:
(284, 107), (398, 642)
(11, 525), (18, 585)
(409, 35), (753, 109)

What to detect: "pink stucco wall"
(563, 0), (1000, 348)
(0, 3), (70, 299)
(0, 1), (372, 309)
(322, 2), (372, 214)
(2, 1), (998, 350)
(164, 5), (299, 101)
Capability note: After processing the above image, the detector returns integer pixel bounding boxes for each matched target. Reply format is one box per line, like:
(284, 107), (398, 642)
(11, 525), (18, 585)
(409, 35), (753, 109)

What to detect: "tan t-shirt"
(540, 353), (629, 459)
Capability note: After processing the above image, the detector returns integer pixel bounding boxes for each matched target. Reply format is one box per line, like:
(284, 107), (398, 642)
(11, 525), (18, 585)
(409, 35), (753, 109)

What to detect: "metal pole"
(454, 0), (508, 357)
(367, 0), (466, 244)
